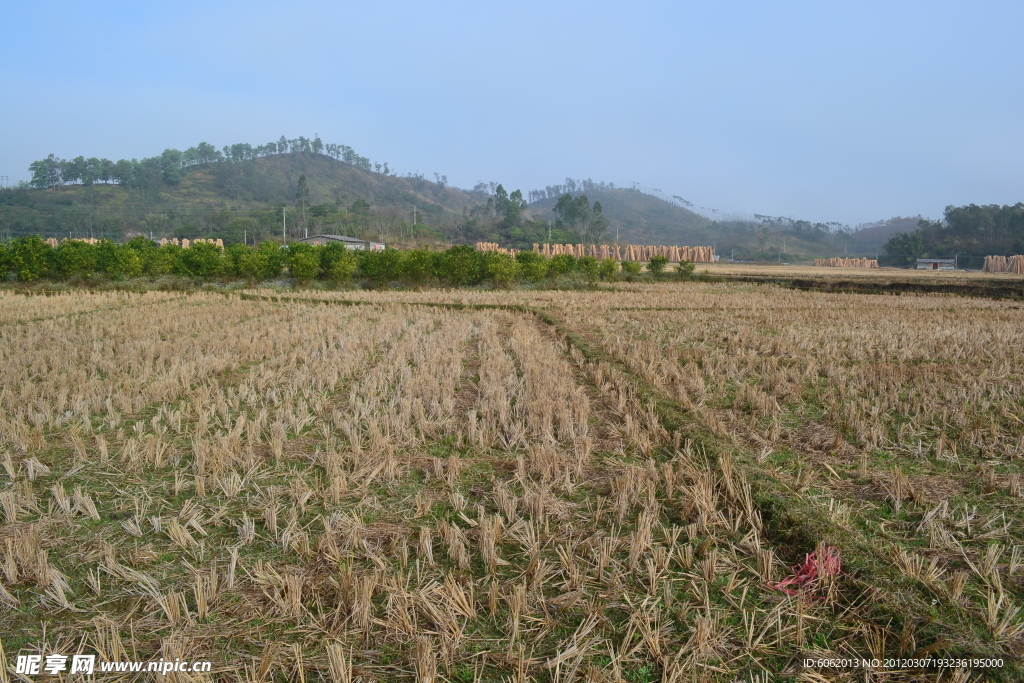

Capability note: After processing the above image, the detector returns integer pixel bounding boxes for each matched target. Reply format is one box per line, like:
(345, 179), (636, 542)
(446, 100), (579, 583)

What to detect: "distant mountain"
(527, 187), (714, 245)
(849, 216), (923, 252)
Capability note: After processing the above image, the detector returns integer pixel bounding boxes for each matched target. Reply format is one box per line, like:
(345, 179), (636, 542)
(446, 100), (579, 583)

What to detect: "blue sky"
(1, 1), (1021, 224)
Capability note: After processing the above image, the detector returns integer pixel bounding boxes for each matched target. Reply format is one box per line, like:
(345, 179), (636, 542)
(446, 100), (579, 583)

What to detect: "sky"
(1, 1), (1022, 225)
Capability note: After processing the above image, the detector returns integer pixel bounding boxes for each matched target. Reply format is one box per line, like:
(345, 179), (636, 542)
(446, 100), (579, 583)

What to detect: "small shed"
(297, 235), (385, 251)
(916, 258), (955, 270)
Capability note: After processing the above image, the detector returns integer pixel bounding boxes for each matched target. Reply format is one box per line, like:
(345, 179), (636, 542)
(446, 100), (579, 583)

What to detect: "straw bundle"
(982, 255), (1024, 274)
(155, 237), (224, 250)
(474, 242), (519, 258)
(813, 257), (879, 268)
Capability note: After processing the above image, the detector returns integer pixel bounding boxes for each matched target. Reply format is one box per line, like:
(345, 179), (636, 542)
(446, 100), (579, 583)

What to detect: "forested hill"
(0, 146), (724, 248)
(191, 153), (486, 217)
(527, 187), (714, 245)
(1, 146), (490, 244)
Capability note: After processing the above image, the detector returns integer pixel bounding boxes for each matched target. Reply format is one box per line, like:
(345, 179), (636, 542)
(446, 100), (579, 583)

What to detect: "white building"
(916, 258), (955, 270)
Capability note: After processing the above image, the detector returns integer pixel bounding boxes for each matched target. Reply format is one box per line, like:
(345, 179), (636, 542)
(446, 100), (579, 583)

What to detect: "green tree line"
(451, 184), (600, 249)
(27, 136), (376, 190)
(883, 203), (1024, 268)
(0, 237), (696, 287)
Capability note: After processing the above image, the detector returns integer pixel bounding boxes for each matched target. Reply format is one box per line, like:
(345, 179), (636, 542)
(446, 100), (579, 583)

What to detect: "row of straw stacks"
(982, 255), (1024, 274)
(44, 237), (102, 247)
(814, 257), (879, 268)
(474, 242), (521, 258)
(525, 243), (715, 262)
(160, 238), (225, 250)
(41, 237), (226, 250)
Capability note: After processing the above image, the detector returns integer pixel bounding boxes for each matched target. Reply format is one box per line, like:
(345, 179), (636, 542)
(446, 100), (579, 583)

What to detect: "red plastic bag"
(769, 546), (841, 596)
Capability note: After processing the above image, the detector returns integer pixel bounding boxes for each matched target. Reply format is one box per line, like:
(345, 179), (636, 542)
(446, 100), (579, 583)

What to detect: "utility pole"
(282, 207), (287, 244)
(412, 206), (416, 227)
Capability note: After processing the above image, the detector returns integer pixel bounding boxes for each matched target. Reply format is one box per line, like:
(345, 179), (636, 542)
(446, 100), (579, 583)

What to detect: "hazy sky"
(2, 1), (1021, 224)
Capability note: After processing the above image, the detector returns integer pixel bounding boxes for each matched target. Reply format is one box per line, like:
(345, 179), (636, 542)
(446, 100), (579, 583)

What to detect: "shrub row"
(0, 237), (697, 286)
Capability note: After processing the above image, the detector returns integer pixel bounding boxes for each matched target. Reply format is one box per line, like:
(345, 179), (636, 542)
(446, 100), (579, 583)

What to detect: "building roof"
(917, 258), (955, 263)
(298, 234), (373, 244)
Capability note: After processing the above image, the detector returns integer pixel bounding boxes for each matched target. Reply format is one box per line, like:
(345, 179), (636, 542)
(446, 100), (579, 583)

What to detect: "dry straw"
(982, 254), (1024, 273)
(520, 243), (715, 262)
(813, 257), (879, 268)
(2, 286), (1021, 681)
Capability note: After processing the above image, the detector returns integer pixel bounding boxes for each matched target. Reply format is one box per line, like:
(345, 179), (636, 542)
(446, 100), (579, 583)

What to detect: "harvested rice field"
(2, 284), (1023, 682)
